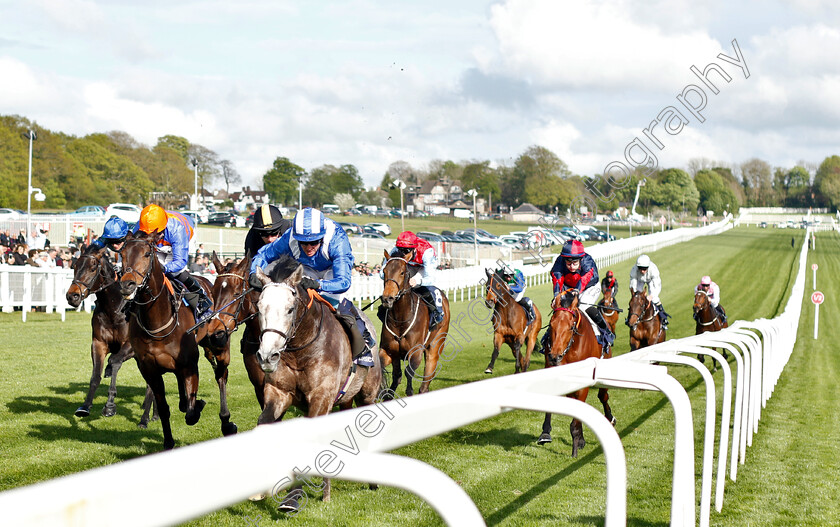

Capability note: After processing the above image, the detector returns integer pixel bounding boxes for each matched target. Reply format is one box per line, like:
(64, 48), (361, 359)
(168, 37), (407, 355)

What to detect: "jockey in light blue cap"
(250, 207), (375, 362)
(92, 216), (129, 252)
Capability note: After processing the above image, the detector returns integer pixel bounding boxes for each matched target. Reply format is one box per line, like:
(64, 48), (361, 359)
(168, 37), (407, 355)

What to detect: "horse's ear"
(485, 268), (491, 277)
(383, 249), (390, 261)
(255, 266), (272, 286)
(289, 265), (304, 285)
(151, 229), (164, 244)
(211, 251), (223, 272)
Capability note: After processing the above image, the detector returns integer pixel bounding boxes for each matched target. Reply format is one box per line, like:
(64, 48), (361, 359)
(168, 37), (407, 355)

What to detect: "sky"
(2, 0), (840, 190)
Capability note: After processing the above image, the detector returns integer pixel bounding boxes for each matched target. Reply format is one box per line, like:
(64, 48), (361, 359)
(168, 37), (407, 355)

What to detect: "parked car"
(375, 209), (392, 218)
(0, 208), (25, 220)
(416, 231), (445, 242)
(388, 210), (404, 218)
(358, 233), (386, 240)
(206, 211), (246, 228)
(343, 209), (363, 216)
(759, 222), (768, 228)
(105, 203), (142, 223)
(338, 222), (363, 235)
(455, 228), (498, 243)
(365, 223), (391, 236)
(413, 210), (429, 218)
(181, 209), (209, 223)
(499, 235), (528, 249)
(69, 205), (107, 218)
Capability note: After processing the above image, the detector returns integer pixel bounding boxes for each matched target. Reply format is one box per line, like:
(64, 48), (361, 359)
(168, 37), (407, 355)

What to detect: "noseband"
(383, 258), (412, 301)
(259, 282), (324, 353)
(120, 239), (161, 306)
(212, 272), (257, 335)
(551, 303), (581, 364)
(627, 295), (654, 330)
(70, 254), (117, 298)
(694, 292), (719, 326)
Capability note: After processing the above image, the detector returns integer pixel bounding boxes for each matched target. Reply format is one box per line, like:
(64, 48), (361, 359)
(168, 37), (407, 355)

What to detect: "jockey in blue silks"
(540, 239), (614, 354)
(500, 266), (536, 326)
(92, 216), (129, 252)
(250, 207), (375, 361)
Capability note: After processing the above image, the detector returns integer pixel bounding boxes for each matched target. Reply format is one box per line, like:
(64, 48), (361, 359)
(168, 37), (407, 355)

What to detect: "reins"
(121, 239), (180, 340)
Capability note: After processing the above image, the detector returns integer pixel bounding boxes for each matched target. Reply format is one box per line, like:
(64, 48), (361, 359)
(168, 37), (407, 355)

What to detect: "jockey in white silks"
(628, 254), (670, 329)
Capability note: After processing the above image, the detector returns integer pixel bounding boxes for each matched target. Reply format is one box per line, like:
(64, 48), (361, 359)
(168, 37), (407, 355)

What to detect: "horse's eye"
(287, 308), (294, 314)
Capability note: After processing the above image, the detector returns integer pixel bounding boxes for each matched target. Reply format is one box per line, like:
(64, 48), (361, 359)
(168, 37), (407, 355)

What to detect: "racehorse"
(483, 268), (542, 374)
(118, 230), (214, 450)
(204, 252), (265, 412)
(626, 290), (666, 351)
(379, 251), (451, 396)
(538, 288), (616, 457)
(694, 290), (729, 371)
(253, 255), (383, 508)
(598, 284), (619, 337)
(65, 244), (156, 426)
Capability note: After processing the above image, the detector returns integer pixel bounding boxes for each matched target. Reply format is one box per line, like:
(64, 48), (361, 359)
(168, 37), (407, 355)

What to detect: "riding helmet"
(252, 204), (285, 233)
(102, 216), (129, 241)
(396, 231), (419, 249)
(138, 204), (169, 234)
(560, 239), (585, 258)
(701, 275), (711, 285)
(292, 208), (326, 242)
(636, 254), (651, 268)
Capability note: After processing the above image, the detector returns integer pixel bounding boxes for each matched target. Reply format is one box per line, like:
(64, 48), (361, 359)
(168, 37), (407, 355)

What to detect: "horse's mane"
(268, 253), (301, 283)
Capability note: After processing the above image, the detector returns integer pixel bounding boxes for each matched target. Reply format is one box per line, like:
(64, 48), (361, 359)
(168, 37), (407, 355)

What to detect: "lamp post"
(467, 189), (479, 265)
(391, 179), (406, 232)
(191, 158), (199, 210)
(298, 175), (303, 210)
(22, 131), (44, 245)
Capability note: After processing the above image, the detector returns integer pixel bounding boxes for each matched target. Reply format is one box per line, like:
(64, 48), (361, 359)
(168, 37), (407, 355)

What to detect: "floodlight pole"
(191, 159), (199, 210)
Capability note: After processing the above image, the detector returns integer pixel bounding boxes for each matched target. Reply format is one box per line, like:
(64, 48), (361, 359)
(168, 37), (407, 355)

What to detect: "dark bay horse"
(694, 290), (729, 371)
(65, 245), (155, 426)
(483, 268), (542, 374)
(118, 230), (214, 450)
(253, 255), (383, 507)
(379, 252), (451, 396)
(538, 289), (615, 457)
(626, 291), (666, 351)
(205, 252), (265, 413)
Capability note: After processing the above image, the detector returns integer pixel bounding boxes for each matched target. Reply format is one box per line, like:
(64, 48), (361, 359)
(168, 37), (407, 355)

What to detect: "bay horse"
(694, 290), (729, 371)
(253, 255), (383, 508)
(538, 288), (615, 457)
(379, 251), (451, 396)
(65, 244), (156, 426)
(626, 290), (666, 351)
(204, 252), (265, 413)
(483, 268), (542, 374)
(598, 284), (619, 337)
(118, 230), (213, 450)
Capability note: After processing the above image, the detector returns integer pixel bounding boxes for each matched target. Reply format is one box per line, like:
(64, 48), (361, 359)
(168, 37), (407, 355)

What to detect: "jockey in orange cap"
(380, 231), (444, 329)
(135, 204), (213, 323)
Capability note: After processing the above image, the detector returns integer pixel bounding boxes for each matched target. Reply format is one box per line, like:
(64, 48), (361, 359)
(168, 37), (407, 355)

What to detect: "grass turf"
(0, 226), (835, 525)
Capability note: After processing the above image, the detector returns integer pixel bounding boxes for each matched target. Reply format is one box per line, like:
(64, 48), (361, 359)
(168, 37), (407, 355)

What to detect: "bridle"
(70, 253), (117, 299)
(382, 257), (426, 343)
(694, 290), (719, 327)
(627, 292), (655, 331)
(211, 271), (257, 335)
(120, 238), (179, 339)
(382, 257), (412, 302)
(550, 289), (582, 364)
(259, 282), (324, 353)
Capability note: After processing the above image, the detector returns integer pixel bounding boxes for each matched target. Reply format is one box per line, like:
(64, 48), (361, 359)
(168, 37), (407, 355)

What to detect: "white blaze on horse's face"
(257, 282), (298, 372)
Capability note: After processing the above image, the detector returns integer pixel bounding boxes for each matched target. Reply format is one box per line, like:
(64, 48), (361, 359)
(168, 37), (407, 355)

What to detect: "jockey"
(380, 231), (445, 330)
(244, 204), (291, 257)
(542, 239), (614, 353)
(695, 275), (727, 323)
(249, 207), (375, 361)
(601, 270), (618, 303)
(501, 266), (536, 326)
(628, 254), (670, 329)
(135, 204), (214, 324)
(91, 216), (129, 253)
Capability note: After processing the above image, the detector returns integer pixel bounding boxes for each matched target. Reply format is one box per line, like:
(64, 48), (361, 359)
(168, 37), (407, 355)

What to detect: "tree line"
(3, 114), (839, 215)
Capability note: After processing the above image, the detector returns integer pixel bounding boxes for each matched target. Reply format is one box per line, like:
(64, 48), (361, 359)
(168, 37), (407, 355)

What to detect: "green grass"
(1, 226), (836, 525)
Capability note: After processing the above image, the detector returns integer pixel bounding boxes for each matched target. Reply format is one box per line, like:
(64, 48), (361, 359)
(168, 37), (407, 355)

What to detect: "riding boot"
(716, 305), (727, 324)
(422, 286), (444, 330)
(337, 299), (374, 360)
(655, 302), (669, 329)
(175, 271), (213, 324)
(518, 297), (535, 326)
(539, 331), (551, 355)
(586, 306), (615, 348)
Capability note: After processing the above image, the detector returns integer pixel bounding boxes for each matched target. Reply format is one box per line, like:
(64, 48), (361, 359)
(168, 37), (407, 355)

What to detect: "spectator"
(9, 244), (27, 266)
(194, 243), (205, 263)
(28, 229), (47, 250)
(189, 254), (206, 273)
(49, 248), (64, 268)
(0, 229), (11, 249)
(25, 249), (38, 266)
(17, 229), (26, 246)
(35, 250), (55, 268)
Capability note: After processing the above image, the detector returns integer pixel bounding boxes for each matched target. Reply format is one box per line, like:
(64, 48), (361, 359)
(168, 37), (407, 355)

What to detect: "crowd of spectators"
(0, 227), (78, 269)
(353, 262), (382, 276)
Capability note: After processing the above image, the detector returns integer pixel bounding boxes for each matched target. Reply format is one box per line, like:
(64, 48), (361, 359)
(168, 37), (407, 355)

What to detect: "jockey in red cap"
(380, 231), (444, 329)
(542, 239), (614, 354)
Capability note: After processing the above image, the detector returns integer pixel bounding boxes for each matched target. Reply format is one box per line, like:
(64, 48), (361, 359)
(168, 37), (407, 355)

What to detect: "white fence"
(4, 217), (809, 527)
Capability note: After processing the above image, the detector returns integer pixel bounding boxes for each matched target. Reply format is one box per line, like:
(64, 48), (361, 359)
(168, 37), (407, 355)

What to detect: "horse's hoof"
(101, 404), (116, 417)
(610, 416), (617, 426)
(103, 364), (113, 378)
(484, 367), (493, 374)
(138, 421), (148, 429)
(276, 495), (300, 513)
(163, 438), (175, 450)
(74, 406), (90, 418)
(222, 422), (238, 436)
(185, 400), (206, 426)
(537, 433), (552, 445)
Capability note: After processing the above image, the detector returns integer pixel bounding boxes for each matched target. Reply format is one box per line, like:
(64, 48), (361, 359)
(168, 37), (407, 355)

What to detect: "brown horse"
(204, 252), (265, 413)
(253, 255), (383, 508)
(118, 230), (214, 450)
(379, 252), (451, 396)
(483, 268), (542, 374)
(538, 289), (616, 457)
(598, 285), (620, 337)
(626, 290), (666, 351)
(65, 244), (156, 426)
(694, 290), (729, 371)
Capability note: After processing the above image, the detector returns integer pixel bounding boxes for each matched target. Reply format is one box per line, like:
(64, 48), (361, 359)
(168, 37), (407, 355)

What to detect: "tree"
(263, 157), (305, 206)
(649, 168), (700, 212)
(156, 135), (190, 163)
(695, 169), (738, 215)
(512, 146), (573, 210)
(219, 159), (241, 196)
(740, 158), (773, 206)
(815, 155), (840, 208)
(334, 193), (356, 211)
(461, 161), (501, 206)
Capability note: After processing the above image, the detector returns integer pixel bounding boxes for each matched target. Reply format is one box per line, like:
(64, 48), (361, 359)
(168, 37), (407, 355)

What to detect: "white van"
(322, 204), (340, 214)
